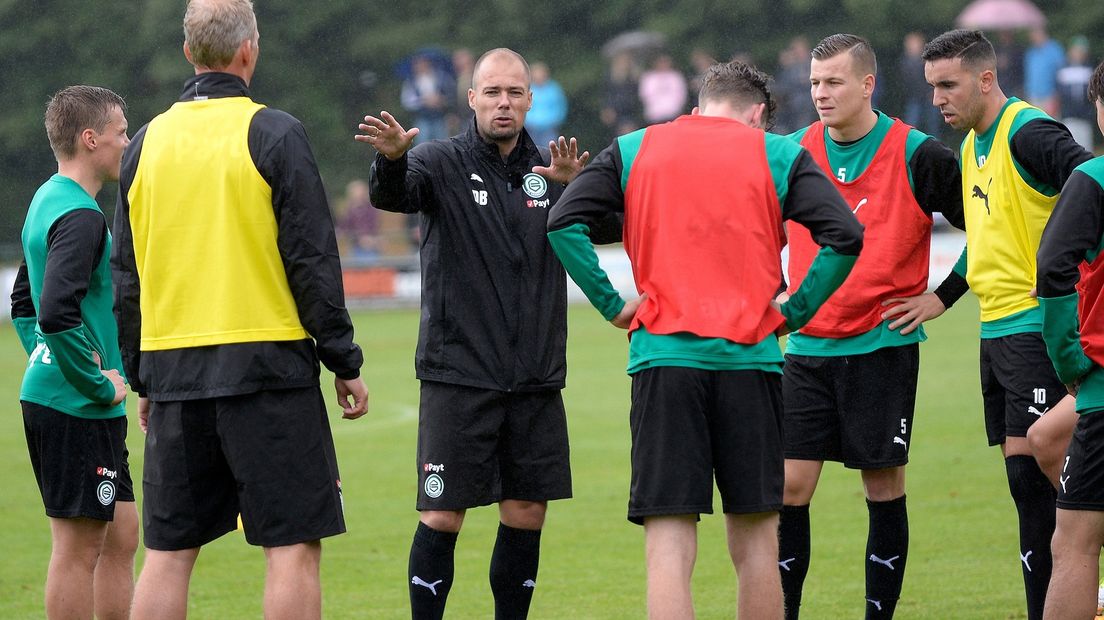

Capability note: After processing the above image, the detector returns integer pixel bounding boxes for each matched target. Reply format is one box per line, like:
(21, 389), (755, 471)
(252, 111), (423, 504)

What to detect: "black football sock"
(1006, 455), (1056, 620)
(865, 495), (908, 619)
(489, 523), (542, 620)
(408, 521), (458, 620)
(779, 504), (812, 620)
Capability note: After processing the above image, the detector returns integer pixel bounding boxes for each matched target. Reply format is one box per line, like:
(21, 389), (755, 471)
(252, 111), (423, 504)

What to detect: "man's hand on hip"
(882, 292), (947, 335)
(102, 368), (127, 406)
(611, 294), (646, 330)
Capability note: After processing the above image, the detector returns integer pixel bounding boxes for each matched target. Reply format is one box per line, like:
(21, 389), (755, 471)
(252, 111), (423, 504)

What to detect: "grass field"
(0, 296), (1047, 618)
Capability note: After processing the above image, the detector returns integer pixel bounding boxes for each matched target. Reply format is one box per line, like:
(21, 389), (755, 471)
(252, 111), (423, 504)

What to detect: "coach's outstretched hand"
(356, 111), (419, 161)
(336, 376), (369, 420)
(532, 136), (591, 185)
(882, 292), (947, 335)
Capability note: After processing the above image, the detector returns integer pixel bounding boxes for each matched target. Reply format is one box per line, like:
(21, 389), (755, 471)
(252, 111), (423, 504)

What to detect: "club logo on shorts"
(96, 480), (115, 506)
(522, 173), (547, 199)
(424, 473), (444, 499)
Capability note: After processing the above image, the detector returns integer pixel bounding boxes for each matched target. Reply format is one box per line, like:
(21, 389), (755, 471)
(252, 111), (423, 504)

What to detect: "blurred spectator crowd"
(337, 30), (1101, 261)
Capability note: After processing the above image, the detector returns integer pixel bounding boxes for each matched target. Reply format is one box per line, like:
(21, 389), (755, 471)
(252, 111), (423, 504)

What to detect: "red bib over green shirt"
(788, 119), (932, 338)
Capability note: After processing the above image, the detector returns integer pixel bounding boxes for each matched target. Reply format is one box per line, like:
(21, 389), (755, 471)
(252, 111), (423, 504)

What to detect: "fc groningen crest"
(522, 173), (547, 198)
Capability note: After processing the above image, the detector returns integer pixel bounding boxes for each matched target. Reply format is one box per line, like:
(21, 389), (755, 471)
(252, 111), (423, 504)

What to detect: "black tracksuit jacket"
(370, 120), (617, 392)
(114, 73), (362, 399)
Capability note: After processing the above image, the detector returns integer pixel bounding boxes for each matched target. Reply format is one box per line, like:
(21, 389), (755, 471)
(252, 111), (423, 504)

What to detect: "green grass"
(0, 297), (1044, 618)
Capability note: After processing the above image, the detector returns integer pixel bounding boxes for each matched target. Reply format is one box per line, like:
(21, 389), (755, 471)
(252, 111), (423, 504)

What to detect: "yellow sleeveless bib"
(127, 97), (308, 350)
(961, 101), (1058, 322)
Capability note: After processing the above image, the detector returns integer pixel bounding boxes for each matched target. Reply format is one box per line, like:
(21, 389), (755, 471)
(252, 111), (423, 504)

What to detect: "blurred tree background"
(1, 0), (1101, 262)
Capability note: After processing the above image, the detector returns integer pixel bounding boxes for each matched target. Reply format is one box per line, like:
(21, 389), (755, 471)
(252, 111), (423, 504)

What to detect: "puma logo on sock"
(411, 576), (443, 595)
(869, 554), (899, 570)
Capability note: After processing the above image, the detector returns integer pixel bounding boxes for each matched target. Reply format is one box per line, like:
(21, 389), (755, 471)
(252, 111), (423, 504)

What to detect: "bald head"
(467, 48), (532, 154)
(472, 48), (530, 91)
(184, 0), (258, 70)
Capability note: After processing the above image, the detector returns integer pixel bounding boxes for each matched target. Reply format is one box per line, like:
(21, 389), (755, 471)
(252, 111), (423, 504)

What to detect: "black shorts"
(22, 400), (134, 521)
(783, 344), (919, 469)
(1056, 410), (1104, 510)
(416, 381), (572, 511)
(142, 386), (345, 550)
(627, 367), (784, 525)
(981, 332), (1065, 446)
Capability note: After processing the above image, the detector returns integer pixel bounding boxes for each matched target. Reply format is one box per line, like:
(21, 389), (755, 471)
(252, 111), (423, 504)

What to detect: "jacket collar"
(178, 72), (251, 102)
(462, 116), (538, 168)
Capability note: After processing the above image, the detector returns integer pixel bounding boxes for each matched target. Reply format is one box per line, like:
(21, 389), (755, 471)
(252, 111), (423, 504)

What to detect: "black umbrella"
(394, 46), (455, 80)
(601, 31), (667, 59)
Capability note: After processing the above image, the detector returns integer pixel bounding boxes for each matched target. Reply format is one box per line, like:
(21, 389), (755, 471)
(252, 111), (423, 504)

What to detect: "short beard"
(478, 122), (521, 144)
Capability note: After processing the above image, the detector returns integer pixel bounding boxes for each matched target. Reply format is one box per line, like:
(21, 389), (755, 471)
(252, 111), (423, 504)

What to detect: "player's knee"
(1053, 511), (1104, 555)
(104, 527), (138, 562)
(726, 512), (778, 565)
(782, 460), (821, 504)
(499, 500), (546, 530)
(104, 505), (139, 560)
(1003, 435), (1033, 458)
(420, 510), (465, 533)
(1026, 421), (1049, 456)
(52, 538), (103, 571)
(783, 476), (816, 505)
(862, 467), (905, 501)
(143, 548), (201, 574)
(264, 541), (322, 574)
(51, 518), (109, 566)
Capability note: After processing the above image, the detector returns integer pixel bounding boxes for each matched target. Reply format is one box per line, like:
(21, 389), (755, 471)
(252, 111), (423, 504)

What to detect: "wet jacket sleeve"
(252, 109), (363, 379)
(112, 124), (147, 394)
(369, 146), (438, 214)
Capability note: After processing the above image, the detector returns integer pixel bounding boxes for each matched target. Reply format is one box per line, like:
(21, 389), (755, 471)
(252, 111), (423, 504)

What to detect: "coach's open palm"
(532, 136), (590, 185)
(356, 110), (419, 161)
(336, 376), (369, 420)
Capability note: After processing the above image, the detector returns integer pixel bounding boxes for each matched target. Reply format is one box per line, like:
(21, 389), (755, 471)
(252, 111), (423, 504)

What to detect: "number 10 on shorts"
(1033, 388), (1047, 404)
